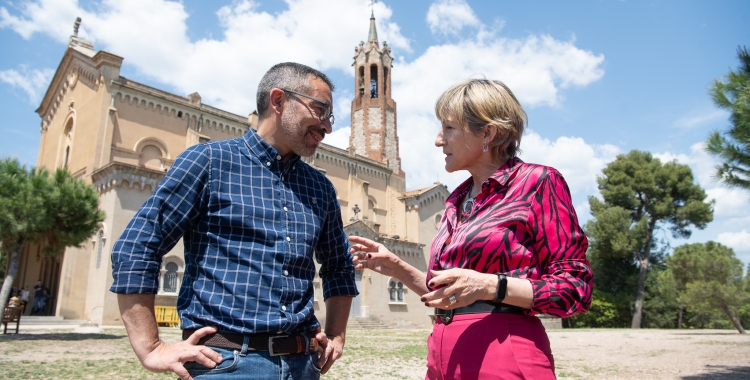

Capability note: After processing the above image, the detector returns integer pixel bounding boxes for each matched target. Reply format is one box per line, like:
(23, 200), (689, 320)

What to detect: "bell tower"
(349, 12), (403, 178)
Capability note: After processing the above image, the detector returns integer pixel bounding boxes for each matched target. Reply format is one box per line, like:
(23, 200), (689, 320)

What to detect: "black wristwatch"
(494, 273), (507, 303)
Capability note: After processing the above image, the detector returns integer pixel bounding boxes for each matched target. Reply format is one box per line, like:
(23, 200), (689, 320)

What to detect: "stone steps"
(18, 316), (86, 325)
(347, 317), (391, 330)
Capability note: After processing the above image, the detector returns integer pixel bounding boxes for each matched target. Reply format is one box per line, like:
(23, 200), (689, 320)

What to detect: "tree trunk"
(0, 238), (23, 308)
(632, 220), (656, 329)
(720, 304), (746, 334)
(631, 257), (649, 328)
(677, 306), (684, 329)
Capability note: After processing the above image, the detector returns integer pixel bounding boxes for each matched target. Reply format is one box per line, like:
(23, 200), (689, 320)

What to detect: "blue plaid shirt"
(110, 129), (358, 335)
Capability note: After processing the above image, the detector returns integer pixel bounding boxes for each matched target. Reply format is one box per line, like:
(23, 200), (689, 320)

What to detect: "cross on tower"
(369, 0), (376, 13)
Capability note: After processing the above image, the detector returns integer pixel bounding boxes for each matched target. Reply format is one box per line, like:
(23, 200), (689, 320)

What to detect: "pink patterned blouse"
(428, 158), (593, 317)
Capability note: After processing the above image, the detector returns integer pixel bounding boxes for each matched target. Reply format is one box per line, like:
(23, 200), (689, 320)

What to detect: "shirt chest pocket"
(295, 195), (325, 248)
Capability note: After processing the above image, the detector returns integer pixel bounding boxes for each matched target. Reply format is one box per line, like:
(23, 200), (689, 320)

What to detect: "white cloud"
(674, 110), (727, 129)
(0, 66), (54, 104)
(0, 0), (409, 115)
(520, 132), (619, 195)
(426, 0), (480, 36)
(393, 28), (605, 191)
(0, 0), (81, 42)
(2, 0), (606, 195)
(717, 230), (750, 252)
(655, 142), (750, 221)
(325, 127), (351, 150)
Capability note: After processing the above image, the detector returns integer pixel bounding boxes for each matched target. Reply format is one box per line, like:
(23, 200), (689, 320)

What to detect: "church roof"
(402, 182), (447, 199)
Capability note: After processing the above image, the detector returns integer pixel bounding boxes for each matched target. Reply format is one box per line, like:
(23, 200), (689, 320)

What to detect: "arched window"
(140, 145), (162, 169)
(389, 279), (404, 303)
(359, 66), (365, 96)
(389, 280), (396, 302)
(370, 65), (378, 98)
(61, 117), (74, 169)
(163, 262), (179, 293)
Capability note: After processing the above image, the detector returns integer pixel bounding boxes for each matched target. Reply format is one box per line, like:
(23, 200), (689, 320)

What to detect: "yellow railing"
(154, 306), (180, 328)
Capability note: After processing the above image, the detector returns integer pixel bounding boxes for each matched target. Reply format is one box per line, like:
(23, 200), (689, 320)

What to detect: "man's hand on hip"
(315, 330), (344, 374)
(141, 326), (223, 380)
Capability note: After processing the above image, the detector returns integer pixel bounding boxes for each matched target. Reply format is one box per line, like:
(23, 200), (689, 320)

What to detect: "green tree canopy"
(586, 150), (713, 328)
(706, 46), (750, 190)
(0, 157), (105, 308)
(668, 242), (747, 334)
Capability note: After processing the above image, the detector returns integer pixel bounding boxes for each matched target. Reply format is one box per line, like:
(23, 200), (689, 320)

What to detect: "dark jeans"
(184, 346), (322, 379)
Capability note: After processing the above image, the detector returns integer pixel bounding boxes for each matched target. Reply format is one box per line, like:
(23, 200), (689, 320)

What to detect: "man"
(32, 281), (46, 315)
(111, 62), (357, 380)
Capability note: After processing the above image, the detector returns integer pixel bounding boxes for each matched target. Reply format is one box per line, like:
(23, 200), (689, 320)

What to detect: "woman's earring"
(483, 141), (489, 153)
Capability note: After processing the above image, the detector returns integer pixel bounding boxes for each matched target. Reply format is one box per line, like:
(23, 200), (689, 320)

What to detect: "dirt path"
(550, 329), (750, 380)
(0, 327), (747, 379)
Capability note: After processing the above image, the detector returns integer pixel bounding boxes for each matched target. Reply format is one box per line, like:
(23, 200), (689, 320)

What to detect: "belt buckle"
(268, 335), (289, 356)
(434, 308), (454, 325)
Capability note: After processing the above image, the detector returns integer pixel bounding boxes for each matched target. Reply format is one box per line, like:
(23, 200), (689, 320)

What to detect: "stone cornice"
(91, 161), (166, 193)
(113, 78), (250, 126)
(311, 143), (393, 176)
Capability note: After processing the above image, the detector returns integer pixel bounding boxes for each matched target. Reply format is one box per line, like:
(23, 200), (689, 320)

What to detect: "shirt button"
(276, 154), (282, 160)
(281, 305), (287, 311)
(266, 161), (271, 167)
(283, 206), (288, 212)
(286, 237), (291, 242)
(283, 270), (289, 276)
(282, 176), (285, 181)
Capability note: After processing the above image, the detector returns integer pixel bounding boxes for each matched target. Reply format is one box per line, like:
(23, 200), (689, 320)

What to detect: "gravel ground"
(0, 327), (748, 379)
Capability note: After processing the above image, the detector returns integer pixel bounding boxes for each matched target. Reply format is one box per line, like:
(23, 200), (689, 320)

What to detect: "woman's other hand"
(422, 269), (496, 310)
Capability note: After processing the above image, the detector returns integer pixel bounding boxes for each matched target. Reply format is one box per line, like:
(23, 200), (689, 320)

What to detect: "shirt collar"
(445, 157), (525, 208)
(243, 128), (301, 167)
(487, 156), (524, 187)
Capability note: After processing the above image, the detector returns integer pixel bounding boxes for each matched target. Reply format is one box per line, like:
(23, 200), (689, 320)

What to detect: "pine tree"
(706, 46), (750, 190)
(0, 158), (105, 308)
(587, 150), (714, 329)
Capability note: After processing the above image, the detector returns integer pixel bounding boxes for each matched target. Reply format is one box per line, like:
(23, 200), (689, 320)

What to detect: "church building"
(13, 14), (451, 328)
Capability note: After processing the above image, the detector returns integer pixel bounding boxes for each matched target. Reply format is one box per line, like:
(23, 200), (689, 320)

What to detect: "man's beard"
(281, 105), (320, 157)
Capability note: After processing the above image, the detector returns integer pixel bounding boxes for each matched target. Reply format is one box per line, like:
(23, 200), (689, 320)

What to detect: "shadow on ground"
(0, 333), (123, 341)
(681, 365), (750, 379)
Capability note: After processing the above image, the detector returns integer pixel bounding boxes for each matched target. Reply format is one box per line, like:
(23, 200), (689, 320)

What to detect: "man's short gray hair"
(256, 62), (335, 119)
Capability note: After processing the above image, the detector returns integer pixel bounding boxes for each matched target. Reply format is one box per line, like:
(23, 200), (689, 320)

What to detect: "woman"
(349, 79), (592, 379)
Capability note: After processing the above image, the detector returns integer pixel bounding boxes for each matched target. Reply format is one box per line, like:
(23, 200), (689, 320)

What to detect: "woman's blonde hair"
(434, 79), (527, 161)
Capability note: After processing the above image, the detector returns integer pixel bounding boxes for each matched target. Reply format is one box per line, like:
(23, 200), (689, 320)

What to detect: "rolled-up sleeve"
(110, 145), (210, 294)
(527, 171), (593, 317)
(315, 182), (359, 300)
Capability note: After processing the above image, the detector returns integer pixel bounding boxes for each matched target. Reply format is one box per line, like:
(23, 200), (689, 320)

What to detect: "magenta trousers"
(426, 312), (555, 380)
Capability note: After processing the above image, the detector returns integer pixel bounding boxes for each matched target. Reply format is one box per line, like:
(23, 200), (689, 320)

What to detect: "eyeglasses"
(281, 88), (335, 125)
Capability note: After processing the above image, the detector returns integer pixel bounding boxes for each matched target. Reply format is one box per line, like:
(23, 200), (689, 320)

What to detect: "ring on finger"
(449, 295), (457, 305)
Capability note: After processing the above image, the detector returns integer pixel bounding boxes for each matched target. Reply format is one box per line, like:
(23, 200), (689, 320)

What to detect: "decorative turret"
(367, 11), (379, 46)
(349, 12), (403, 177)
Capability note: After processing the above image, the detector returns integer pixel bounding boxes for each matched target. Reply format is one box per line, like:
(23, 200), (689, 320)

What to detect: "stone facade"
(13, 17), (451, 329)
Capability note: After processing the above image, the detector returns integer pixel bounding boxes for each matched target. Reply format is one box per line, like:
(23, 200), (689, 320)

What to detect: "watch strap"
(494, 273), (507, 303)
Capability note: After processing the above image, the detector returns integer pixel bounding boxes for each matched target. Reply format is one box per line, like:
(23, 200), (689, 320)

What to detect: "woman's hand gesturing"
(348, 236), (403, 278)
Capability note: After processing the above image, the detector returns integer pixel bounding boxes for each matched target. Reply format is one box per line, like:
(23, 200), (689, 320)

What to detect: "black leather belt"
(435, 301), (524, 325)
(182, 329), (318, 356)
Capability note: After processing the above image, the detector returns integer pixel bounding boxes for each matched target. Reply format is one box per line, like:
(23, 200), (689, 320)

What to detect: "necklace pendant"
(462, 198), (475, 215)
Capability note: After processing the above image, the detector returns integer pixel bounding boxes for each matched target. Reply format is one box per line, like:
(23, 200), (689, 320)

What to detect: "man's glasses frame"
(280, 88), (335, 125)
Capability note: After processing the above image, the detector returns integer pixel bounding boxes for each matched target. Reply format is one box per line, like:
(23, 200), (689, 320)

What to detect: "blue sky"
(1, 0), (749, 266)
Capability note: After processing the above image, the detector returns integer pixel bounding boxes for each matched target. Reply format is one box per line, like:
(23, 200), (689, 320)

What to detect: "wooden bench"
(2, 306), (24, 334)
(154, 306), (180, 328)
